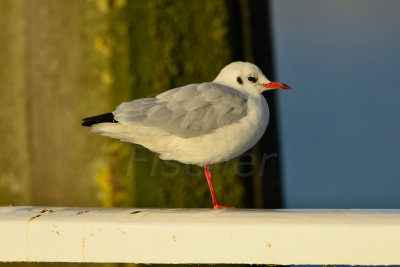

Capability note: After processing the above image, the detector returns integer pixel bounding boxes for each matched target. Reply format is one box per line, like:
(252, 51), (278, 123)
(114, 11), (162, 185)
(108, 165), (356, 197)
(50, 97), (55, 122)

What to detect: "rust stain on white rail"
(1, 207), (400, 265)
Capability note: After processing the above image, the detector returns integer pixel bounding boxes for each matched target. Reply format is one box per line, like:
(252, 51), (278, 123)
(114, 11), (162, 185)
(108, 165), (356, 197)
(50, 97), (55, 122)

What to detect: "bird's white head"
(213, 61), (291, 95)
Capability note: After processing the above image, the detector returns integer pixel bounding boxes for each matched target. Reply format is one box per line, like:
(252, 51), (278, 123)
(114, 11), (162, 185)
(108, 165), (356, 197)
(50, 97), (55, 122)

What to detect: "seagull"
(82, 61), (290, 209)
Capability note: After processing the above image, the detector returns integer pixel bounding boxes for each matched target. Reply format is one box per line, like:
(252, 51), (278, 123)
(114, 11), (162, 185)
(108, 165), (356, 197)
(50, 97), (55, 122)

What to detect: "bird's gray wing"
(114, 83), (248, 138)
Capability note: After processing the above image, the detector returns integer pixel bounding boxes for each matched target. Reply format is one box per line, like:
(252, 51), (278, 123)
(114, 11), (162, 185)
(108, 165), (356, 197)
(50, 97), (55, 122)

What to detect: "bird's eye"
(248, 76), (257, 83)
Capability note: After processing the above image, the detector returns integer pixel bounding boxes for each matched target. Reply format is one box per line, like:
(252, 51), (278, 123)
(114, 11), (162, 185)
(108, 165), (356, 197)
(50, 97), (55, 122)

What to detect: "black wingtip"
(82, 112), (118, 127)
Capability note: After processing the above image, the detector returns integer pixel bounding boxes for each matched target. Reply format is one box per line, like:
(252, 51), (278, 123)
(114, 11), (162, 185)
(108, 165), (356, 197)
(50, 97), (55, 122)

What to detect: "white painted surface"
(0, 207), (400, 264)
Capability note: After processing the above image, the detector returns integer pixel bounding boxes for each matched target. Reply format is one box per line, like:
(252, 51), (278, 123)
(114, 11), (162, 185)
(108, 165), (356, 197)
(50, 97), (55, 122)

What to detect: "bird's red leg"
(204, 165), (236, 209)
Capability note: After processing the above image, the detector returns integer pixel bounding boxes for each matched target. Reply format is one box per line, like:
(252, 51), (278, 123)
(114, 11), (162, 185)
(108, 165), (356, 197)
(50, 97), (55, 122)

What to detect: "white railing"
(0, 206), (399, 265)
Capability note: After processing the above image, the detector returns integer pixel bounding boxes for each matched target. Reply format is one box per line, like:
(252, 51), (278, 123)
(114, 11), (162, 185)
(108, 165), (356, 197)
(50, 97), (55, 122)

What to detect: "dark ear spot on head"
(237, 76), (243, 84)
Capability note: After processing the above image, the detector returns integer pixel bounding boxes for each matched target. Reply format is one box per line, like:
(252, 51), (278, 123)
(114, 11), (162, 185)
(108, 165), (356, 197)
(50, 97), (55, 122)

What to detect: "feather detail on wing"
(113, 83), (248, 138)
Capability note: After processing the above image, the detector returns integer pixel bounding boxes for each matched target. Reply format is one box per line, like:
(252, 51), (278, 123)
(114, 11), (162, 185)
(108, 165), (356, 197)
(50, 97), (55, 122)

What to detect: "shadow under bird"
(82, 61), (290, 209)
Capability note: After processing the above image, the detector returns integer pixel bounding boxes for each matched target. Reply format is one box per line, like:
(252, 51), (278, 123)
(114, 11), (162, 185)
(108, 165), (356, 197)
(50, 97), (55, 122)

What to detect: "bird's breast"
(193, 95), (269, 165)
(242, 95), (270, 146)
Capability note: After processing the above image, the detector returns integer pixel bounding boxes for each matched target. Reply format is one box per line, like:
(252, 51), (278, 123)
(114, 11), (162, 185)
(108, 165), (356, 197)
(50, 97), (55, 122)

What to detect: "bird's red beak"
(262, 81), (291, 90)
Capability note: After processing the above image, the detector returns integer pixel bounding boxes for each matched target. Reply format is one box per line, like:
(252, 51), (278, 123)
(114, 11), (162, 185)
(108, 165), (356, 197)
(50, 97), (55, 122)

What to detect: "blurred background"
(273, 0), (400, 208)
(0, 0), (400, 266)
